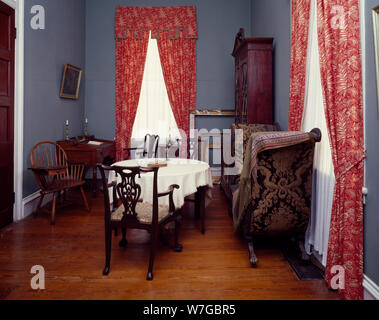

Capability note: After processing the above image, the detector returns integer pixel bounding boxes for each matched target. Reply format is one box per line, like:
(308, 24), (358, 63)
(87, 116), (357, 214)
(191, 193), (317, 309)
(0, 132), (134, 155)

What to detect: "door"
(0, 2), (15, 229)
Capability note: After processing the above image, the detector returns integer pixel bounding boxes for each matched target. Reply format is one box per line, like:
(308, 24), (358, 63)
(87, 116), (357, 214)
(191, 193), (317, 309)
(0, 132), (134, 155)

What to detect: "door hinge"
(14, 27), (17, 39)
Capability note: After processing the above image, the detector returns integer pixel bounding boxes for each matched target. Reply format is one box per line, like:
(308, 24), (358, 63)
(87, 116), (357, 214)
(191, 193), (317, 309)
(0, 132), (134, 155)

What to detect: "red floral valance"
(115, 6), (198, 39)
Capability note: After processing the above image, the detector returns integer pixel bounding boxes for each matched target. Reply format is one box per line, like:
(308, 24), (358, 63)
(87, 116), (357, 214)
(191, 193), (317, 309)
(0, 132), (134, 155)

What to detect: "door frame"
(1, 0), (24, 221)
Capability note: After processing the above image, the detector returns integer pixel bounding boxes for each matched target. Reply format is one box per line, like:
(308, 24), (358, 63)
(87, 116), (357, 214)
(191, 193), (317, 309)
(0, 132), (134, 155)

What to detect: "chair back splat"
(123, 134), (159, 159)
(97, 163), (182, 280)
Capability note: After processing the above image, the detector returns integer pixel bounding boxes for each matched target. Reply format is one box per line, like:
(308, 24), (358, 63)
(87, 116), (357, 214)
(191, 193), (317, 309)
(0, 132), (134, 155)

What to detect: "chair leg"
(51, 193), (57, 225)
(34, 193), (45, 217)
(146, 229), (158, 281)
(112, 186), (118, 211)
(248, 240), (258, 267)
(80, 186), (90, 211)
(103, 226), (112, 275)
(119, 228), (128, 248)
(174, 214), (183, 252)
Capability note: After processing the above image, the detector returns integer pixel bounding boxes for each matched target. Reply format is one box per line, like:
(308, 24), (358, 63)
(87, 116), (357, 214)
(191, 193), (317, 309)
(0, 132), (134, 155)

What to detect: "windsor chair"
(29, 141), (90, 225)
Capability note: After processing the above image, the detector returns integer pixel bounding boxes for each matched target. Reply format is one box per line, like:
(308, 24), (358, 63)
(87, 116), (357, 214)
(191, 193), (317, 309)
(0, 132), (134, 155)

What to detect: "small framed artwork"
(59, 64), (82, 99)
(372, 6), (379, 118)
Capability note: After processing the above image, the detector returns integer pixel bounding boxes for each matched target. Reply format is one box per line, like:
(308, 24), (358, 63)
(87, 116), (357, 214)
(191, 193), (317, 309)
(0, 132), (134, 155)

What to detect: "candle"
(66, 120), (69, 125)
(85, 118), (88, 124)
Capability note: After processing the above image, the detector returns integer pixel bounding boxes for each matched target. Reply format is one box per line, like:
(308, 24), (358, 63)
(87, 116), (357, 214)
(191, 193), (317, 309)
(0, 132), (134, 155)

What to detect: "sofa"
(220, 123), (281, 214)
(221, 124), (321, 267)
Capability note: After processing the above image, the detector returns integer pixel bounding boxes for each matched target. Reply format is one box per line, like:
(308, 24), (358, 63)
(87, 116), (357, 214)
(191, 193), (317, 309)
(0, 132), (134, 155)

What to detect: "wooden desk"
(57, 138), (115, 197)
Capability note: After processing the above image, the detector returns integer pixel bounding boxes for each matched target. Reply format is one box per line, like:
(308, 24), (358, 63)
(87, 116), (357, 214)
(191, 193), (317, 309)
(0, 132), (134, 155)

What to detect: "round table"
(108, 158), (213, 210)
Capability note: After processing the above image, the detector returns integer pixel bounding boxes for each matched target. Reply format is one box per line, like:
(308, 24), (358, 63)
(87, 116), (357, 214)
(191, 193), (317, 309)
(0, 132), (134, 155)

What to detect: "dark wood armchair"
(29, 141), (90, 225)
(98, 164), (182, 280)
(123, 134), (159, 160)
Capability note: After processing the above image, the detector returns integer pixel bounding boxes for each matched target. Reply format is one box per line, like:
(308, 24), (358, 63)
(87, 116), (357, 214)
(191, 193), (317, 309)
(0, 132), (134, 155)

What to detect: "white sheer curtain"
(131, 32), (180, 148)
(302, 0), (335, 267)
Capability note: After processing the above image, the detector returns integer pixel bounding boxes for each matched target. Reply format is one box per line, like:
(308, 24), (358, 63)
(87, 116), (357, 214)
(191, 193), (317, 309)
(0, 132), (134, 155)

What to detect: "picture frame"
(59, 64), (82, 99)
(372, 5), (379, 118)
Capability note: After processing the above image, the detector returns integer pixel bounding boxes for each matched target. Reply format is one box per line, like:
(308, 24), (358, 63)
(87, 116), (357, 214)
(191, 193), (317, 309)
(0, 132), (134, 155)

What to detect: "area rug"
(281, 241), (324, 281)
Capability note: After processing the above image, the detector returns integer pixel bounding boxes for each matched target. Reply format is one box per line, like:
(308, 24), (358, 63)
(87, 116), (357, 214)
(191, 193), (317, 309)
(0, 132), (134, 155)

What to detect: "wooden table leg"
(92, 166), (97, 198)
(195, 188), (201, 220)
(195, 186), (206, 234)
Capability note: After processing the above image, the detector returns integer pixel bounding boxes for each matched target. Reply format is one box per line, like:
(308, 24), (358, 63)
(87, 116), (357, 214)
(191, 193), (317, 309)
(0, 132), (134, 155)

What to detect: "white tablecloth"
(108, 158), (213, 209)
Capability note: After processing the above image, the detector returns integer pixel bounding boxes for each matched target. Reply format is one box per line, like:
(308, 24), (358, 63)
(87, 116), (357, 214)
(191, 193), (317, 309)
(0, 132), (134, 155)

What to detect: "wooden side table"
(57, 137), (115, 197)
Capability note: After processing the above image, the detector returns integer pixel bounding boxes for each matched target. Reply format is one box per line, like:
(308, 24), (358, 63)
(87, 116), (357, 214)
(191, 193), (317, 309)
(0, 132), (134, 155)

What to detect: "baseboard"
(22, 190), (53, 218)
(363, 275), (379, 300)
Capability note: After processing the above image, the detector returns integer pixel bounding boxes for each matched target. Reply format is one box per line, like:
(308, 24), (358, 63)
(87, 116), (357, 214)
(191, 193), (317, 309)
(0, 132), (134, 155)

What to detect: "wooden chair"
(124, 134), (159, 160)
(29, 141), (90, 225)
(98, 164), (182, 280)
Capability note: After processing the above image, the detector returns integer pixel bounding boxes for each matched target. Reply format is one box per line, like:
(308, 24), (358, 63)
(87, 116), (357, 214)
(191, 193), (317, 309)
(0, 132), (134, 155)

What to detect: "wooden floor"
(0, 187), (339, 300)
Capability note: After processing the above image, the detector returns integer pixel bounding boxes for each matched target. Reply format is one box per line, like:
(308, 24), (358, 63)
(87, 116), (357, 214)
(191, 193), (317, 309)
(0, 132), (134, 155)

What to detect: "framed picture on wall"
(372, 5), (379, 118)
(59, 64), (82, 99)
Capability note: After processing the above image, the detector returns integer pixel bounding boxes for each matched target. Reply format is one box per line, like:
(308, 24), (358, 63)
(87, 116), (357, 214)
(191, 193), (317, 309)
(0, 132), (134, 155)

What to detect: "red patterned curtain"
(157, 30), (196, 139)
(115, 6), (197, 160)
(289, 0), (365, 300)
(288, 0), (311, 131)
(317, 0), (365, 300)
(115, 34), (149, 161)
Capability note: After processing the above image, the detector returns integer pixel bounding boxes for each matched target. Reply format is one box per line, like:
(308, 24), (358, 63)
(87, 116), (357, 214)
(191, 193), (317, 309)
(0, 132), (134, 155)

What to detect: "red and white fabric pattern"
(288, 0), (311, 131)
(317, 0), (365, 301)
(289, 0), (365, 300)
(115, 6), (197, 161)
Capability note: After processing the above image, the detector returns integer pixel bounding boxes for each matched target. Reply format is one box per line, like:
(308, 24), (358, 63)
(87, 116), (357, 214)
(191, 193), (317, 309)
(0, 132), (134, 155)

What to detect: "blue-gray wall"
(363, 0), (379, 287)
(84, 0), (251, 138)
(251, 0), (291, 130)
(23, 0), (86, 196)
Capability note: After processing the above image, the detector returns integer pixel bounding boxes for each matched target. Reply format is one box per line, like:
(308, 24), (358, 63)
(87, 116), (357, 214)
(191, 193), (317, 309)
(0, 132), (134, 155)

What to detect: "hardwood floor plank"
(0, 187), (339, 300)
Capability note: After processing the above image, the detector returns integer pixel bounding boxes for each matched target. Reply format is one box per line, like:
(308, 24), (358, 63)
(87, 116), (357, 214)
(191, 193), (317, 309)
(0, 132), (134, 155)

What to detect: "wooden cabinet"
(232, 28), (274, 124)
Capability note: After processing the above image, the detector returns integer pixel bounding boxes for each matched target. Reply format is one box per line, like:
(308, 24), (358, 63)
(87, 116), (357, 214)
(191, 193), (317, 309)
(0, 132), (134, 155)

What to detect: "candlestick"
(84, 118), (88, 137)
(65, 120), (69, 141)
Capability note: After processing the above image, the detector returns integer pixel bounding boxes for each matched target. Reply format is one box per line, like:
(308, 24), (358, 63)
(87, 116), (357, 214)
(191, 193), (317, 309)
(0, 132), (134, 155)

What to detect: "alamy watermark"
(331, 5), (346, 30)
(330, 265), (345, 290)
(30, 265), (45, 290)
(30, 5), (45, 30)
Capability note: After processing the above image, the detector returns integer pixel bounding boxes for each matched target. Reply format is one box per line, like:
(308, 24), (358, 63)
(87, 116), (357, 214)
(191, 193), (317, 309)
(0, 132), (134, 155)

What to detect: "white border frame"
(1, 0), (25, 221)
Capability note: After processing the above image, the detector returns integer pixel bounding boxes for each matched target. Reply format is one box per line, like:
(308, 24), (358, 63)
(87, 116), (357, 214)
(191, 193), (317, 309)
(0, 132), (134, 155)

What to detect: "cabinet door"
(240, 62), (248, 123)
(234, 62), (241, 123)
(235, 56), (248, 124)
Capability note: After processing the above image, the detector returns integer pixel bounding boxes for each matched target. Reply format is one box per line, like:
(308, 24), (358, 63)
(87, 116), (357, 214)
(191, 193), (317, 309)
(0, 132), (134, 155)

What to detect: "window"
(131, 33), (181, 147)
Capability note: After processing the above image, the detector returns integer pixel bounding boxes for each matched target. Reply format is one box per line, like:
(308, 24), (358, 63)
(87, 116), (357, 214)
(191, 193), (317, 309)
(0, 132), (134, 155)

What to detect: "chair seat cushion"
(111, 202), (171, 223)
